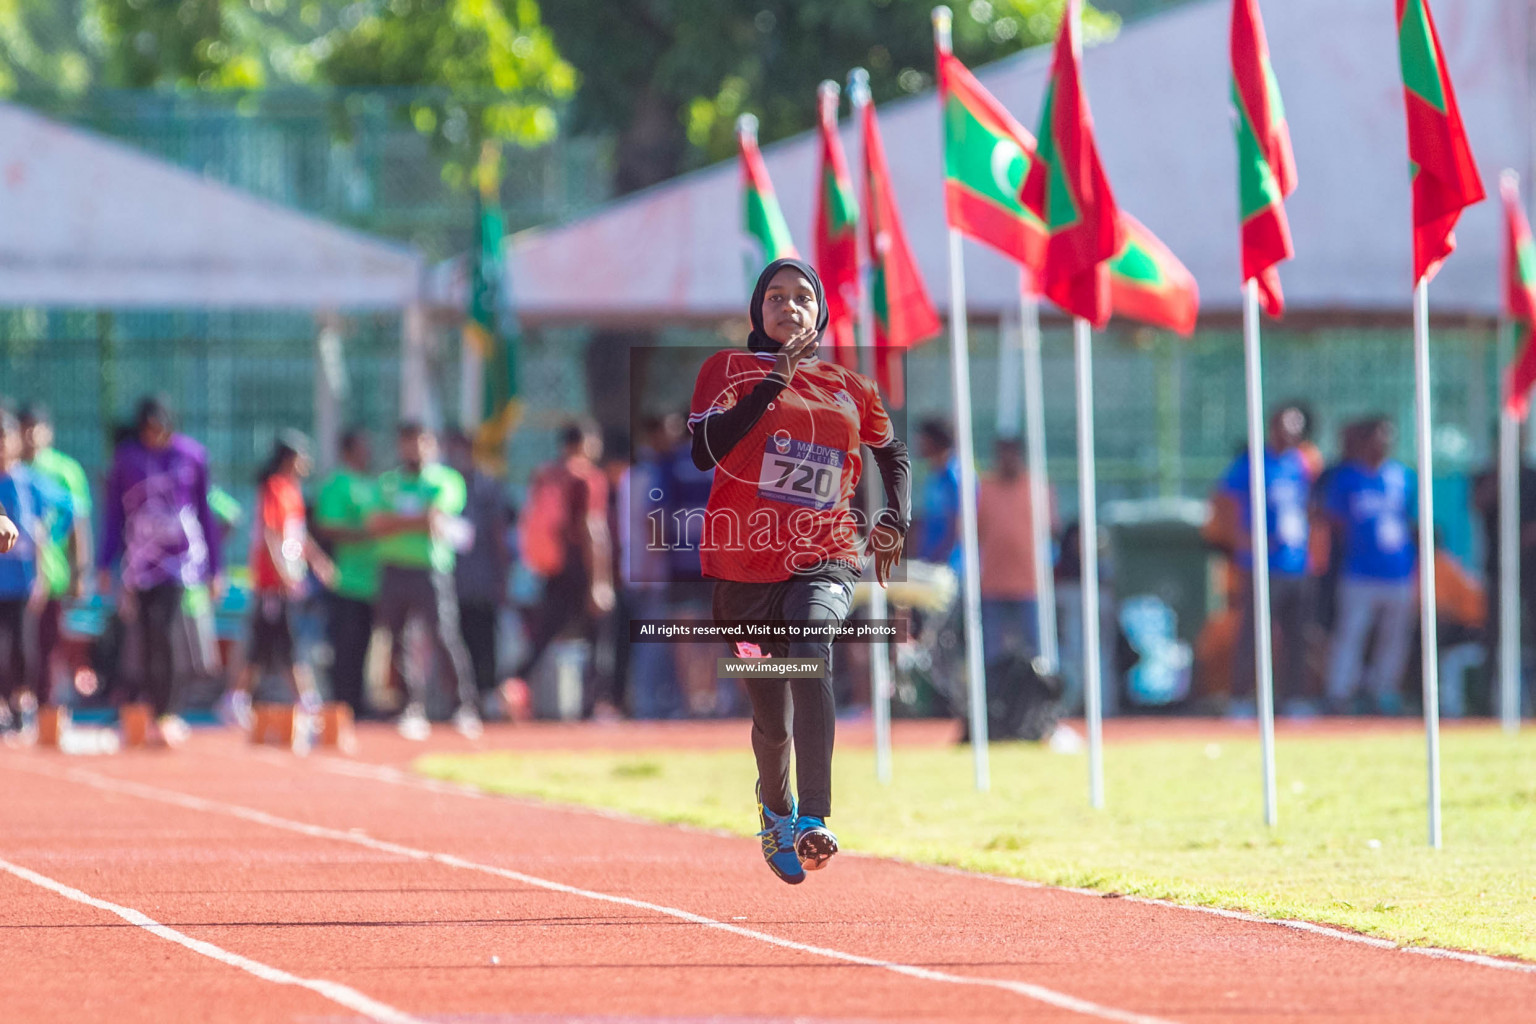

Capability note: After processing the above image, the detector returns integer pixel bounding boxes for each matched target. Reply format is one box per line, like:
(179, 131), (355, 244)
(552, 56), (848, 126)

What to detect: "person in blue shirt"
(1323, 416), (1418, 715)
(0, 408), (72, 733)
(1211, 405), (1317, 717)
(915, 418), (962, 571)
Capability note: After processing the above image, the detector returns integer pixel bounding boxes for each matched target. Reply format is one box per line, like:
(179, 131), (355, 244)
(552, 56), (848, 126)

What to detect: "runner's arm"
(690, 373), (789, 471)
(867, 437), (911, 534)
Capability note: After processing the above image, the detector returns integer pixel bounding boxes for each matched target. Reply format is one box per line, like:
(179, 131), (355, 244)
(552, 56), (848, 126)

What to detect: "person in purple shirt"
(96, 397), (221, 746)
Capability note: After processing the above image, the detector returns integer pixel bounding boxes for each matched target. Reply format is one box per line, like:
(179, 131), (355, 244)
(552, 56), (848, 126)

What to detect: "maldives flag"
(862, 96), (942, 406)
(814, 85), (860, 369)
(1397, 0), (1484, 285)
(937, 49), (1046, 271)
(1232, 0), (1296, 317)
(1501, 172), (1536, 418)
(1020, 0), (1122, 326)
(1109, 214), (1199, 337)
(738, 117), (798, 267)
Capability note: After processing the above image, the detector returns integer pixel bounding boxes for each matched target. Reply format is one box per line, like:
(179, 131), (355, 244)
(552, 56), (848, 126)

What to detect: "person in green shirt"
(314, 427), (380, 719)
(19, 404), (92, 706)
(370, 421), (480, 740)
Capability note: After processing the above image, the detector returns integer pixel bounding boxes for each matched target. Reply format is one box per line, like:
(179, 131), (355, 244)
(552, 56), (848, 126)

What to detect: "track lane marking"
(27, 762), (1176, 1024)
(0, 855), (429, 1024)
(302, 753), (1536, 977)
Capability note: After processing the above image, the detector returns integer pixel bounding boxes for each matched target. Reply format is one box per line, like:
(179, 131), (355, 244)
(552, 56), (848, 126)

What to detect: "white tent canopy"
(455, 0), (1530, 324)
(0, 101), (422, 310)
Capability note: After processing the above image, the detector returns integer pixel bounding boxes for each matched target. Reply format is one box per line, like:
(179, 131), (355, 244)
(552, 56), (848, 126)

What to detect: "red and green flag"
(738, 115), (798, 270)
(937, 48), (1046, 272)
(1109, 213), (1199, 336)
(1231, 0), (1296, 317)
(814, 84), (860, 369)
(464, 143), (521, 471)
(862, 94), (942, 406)
(1397, 0), (1484, 285)
(1501, 172), (1536, 418)
(1020, 0), (1122, 326)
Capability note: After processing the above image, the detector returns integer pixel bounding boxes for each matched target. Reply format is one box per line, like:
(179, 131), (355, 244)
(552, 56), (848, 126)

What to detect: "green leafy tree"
(542, 0), (1118, 195)
(0, 1), (575, 169)
(318, 0), (576, 170)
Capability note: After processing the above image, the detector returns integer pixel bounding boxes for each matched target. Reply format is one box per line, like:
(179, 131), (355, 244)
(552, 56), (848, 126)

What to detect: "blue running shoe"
(756, 783), (805, 885)
(794, 816), (838, 871)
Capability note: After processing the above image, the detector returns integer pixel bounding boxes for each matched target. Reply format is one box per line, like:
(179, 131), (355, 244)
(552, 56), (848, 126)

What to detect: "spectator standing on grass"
(444, 429), (511, 717)
(97, 397), (220, 747)
(1472, 430), (1536, 714)
(371, 422), (481, 741)
(314, 428), (379, 719)
(590, 441), (631, 720)
(1209, 405), (1317, 718)
(626, 416), (679, 719)
(1431, 531), (1486, 719)
(0, 409), (71, 736)
(1323, 417), (1418, 715)
(914, 418), (962, 571)
(18, 403), (91, 708)
(505, 419), (615, 709)
(976, 436), (1052, 666)
(226, 432), (335, 728)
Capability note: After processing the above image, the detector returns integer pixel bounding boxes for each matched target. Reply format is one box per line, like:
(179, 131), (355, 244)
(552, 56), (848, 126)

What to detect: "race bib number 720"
(758, 438), (845, 510)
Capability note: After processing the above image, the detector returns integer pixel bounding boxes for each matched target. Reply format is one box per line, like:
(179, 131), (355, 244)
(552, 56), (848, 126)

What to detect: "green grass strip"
(418, 727), (1536, 960)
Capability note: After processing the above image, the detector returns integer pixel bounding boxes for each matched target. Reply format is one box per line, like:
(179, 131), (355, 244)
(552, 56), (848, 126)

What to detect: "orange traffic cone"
(119, 703), (151, 748)
(318, 702), (354, 751)
(249, 704), (269, 744)
(36, 706), (67, 748)
(253, 703), (295, 748)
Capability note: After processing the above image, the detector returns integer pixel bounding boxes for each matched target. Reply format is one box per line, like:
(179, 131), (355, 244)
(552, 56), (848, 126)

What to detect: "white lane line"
(33, 763), (1175, 1024)
(0, 855), (429, 1024)
(310, 756), (1536, 977)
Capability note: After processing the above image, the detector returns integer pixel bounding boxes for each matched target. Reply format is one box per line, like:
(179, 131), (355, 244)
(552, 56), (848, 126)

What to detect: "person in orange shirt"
(977, 436), (1054, 667)
(228, 431), (335, 729)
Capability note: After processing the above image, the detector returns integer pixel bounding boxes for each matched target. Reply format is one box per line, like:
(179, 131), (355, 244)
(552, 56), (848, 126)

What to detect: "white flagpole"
(1499, 396), (1520, 733)
(1073, 316), (1103, 808)
(1242, 280), (1279, 827)
(1500, 169), (1525, 733)
(1413, 279), (1443, 849)
(934, 6), (991, 790)
(847, 68), (895, 785)
(997, 307), (1022, 435)
(1021, 288), (1059, 672)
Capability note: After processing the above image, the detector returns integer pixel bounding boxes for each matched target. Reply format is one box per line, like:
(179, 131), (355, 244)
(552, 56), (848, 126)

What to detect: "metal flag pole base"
(1413, 279), (1443, 849)
(935, 6), (988, 791)
(1073, 316), (1104, 810)
(1499, 406), (1522, 733)
(1242, 280), (1279, 828)
(847, 66), (895, 785)
(1022, 290), (1060, 673)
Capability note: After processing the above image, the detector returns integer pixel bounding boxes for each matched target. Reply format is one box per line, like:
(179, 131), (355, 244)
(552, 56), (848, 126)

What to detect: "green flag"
(466, 142), (521, 470)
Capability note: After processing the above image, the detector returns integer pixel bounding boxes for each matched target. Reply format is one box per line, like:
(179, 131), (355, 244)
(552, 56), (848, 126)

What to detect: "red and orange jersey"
(688, 349), (893, 582)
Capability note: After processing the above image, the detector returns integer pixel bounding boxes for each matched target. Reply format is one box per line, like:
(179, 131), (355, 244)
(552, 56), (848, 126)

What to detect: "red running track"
(0, 721), (1531, 1024)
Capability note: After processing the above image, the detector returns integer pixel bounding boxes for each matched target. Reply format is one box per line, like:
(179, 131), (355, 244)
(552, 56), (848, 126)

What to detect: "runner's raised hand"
(773, 327), (819, 382)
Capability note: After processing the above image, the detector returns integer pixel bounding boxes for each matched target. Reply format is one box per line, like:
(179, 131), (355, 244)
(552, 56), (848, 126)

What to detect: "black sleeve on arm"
(868, 436), (912, 534)
(691, 373), (789, 470)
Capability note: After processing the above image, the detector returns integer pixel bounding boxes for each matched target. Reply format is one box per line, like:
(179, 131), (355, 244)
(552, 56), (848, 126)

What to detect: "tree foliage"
(541, 0), (1119, 193)
(0, 0), (575, 166)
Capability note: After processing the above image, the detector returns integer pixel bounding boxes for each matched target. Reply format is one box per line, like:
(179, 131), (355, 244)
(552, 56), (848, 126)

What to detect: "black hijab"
(747, 257), (829, 355)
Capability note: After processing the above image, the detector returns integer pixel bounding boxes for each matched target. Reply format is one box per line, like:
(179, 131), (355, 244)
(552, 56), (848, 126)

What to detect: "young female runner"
(689, 258), (909, 884)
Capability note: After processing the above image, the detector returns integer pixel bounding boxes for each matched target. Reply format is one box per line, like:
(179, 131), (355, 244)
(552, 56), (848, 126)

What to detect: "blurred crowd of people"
(0, 390), (1527, 746)
(908, 401), (1510, 721)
